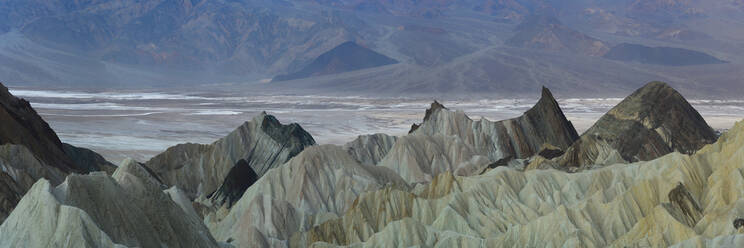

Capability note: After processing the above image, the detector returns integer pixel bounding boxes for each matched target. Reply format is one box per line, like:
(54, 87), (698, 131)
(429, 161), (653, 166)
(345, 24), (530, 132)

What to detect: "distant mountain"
(506, 15), (609, 56)
(603, 43), (727, 66)
(273, 42), (398, 82)
(1, 0), (743, 97)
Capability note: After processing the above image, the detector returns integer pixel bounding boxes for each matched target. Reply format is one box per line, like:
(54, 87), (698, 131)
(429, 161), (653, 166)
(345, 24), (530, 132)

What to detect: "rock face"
(344, 133), (398, 165)
(506, 15), (609, 56)
(209, 159), (259, 209)
(557, 81), (717, 168)
(272, 41), (398, 82)
(411, 87), (579, 162)
(377, 134), (489, 183)
(604, 43), (727, 66)
(0, 159), (218, 247)
(145, 112), (316, 199)
(207, 145), (408, 247)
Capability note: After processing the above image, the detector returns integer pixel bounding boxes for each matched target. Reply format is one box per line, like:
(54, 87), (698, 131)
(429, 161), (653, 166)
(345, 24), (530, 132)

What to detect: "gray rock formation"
(344, 133), (398, 165)
(0, 179), (125, 248)
(0, 159), (219, 247)
(0, 144), (68, 222)
(411, 87), (579, 162)
(145, 112), (316, 199)
(556, 81), (717, 169)
(385, 87), (578, 183)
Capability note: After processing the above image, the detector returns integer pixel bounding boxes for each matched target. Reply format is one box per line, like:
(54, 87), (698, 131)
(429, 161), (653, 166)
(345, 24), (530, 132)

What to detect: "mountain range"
(0, 0), (742, 97)
(3, 80), (744, 247)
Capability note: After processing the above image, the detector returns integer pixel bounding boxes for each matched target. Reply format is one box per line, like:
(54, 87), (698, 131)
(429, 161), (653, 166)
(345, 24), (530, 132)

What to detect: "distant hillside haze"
(0, 0), (743, 97)
(603, 43), (727, 66)
(273, 42), (398, 82)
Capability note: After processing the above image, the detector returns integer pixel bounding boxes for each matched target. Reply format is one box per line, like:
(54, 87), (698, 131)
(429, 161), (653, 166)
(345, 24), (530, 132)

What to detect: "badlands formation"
(1, 81), (744, 247)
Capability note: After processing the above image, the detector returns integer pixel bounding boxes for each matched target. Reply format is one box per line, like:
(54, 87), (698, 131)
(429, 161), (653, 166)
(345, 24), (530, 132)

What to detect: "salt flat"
(9, 88), (743, 164)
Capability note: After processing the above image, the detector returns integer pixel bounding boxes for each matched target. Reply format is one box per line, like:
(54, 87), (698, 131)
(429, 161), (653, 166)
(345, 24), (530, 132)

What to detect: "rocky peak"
(408, 101), (447, 133)
(424, 101), (447, 122)
(556, 81), (717, 168)
(258, 113), (316, 158)
(592, 81), (716, 157)
(523, 87), (579, 147)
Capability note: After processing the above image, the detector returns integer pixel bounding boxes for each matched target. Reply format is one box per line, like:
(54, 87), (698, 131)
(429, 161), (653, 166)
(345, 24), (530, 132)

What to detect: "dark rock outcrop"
(734, 218), (744, 230)
(666, 183), (703, 227)
(145, 112), (316, 199)
(557, 81), (717, 168)
(63, 143), (117, 175)
(209, 159), (259, 209)
(537, 144), (564, 159)
(603, 43), (727, 66)
(273, 41), (398, 82)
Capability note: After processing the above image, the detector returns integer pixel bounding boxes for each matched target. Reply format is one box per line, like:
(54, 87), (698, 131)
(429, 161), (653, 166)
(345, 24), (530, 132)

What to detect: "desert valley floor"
(8, 87), (744, 163)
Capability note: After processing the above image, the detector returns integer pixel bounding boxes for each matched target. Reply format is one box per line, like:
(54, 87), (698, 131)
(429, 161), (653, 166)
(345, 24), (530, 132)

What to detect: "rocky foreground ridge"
(0, 83), (116, 222)
(1, 81), (742, 248)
